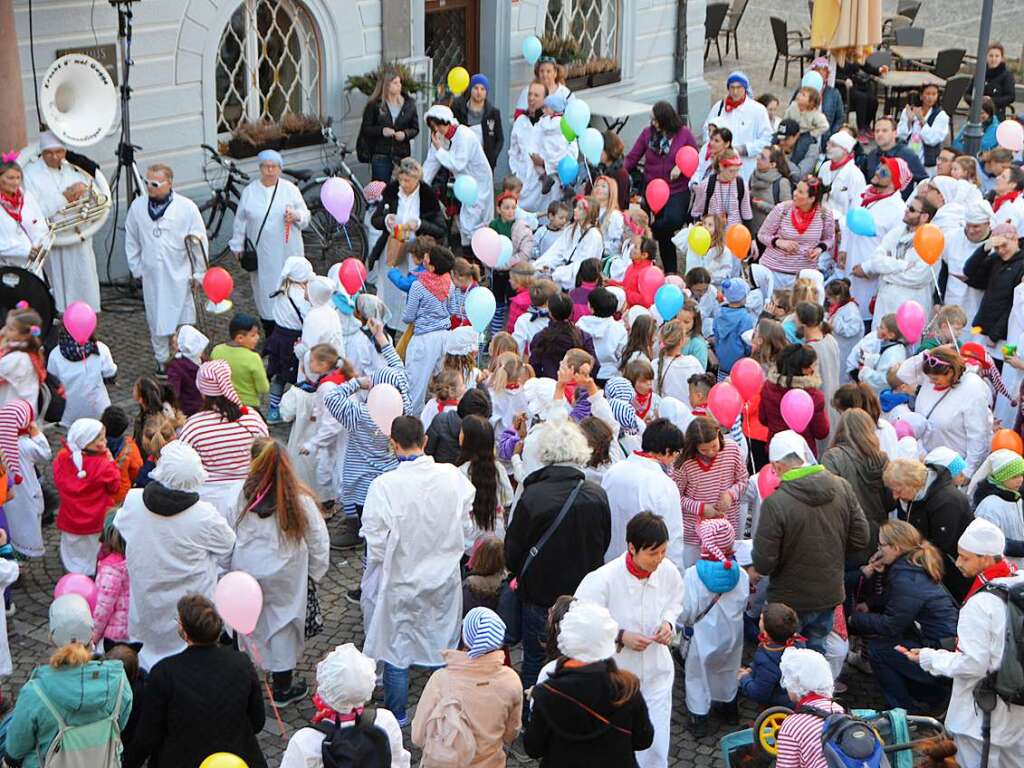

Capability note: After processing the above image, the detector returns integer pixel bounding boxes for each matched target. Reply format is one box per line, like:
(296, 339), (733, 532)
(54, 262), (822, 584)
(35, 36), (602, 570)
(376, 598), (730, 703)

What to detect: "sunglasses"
(922, 351), (952, 370)
(145, 178), (167, 189)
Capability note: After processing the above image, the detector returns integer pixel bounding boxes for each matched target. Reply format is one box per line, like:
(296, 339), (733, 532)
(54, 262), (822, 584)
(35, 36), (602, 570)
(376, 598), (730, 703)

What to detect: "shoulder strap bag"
(240, 182), (279, 272)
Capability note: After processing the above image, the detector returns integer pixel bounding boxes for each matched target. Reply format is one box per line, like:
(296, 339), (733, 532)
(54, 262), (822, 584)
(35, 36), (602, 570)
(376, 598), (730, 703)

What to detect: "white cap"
(445, 325), (479, 356)
(780, 647), (834, 699)
(425, 104), (456, 124)
(606, 286), (626, 312)
(39, 131), (64, 151)
(308, 276), (335, 307)
(828, 131), (855, 153)
(150, 441), (208, 492)
(279, 256), (315, 285)
(67, 418), (104, 479)
(965, 199), (994, 225)
(557, 600), (619, 663)
(316, 644), (377, 713)
(768, 430), (814, 465)
(49, 594), (94, 647)
(175, 325), (209, 361)
(958, 518), (1005, 557)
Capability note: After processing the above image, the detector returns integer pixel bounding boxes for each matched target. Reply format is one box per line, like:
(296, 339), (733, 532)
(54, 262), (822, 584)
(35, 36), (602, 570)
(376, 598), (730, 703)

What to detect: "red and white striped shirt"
(756, 202), (836, 275)
(179, 410), (269, 482)
(775, 695), (846, 768)
(672, 440), (749, 544)
(690, 175), (754, 230)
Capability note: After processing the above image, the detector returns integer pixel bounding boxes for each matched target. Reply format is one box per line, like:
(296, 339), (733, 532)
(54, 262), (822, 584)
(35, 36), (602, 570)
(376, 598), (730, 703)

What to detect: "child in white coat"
(0, 398), (50, 557)
(296, 276), (344, 384)
(47, 327), (118, 428)
(969, 449), (1024, 568)
(576, 287), (627, 383)
(825, 279), (864, 385)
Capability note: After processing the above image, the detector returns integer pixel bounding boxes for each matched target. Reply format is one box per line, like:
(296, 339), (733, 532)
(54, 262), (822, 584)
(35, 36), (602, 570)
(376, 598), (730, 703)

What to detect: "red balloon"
(638, 266), (666, 307)
(202, 267), (234, 304)
(675, 146), (699, 178)
(645, 178), (671, 214)
(338, 258), (367, 296)
(757, 466), (780, 499)
(730, 358), (764, 402)
(707, 382), (743, 428)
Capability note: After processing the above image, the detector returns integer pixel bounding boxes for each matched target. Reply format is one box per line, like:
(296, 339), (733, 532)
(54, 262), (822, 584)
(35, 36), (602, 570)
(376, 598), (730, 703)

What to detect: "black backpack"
(975, 582), (1024, 708)
(316, 709), (392, 768)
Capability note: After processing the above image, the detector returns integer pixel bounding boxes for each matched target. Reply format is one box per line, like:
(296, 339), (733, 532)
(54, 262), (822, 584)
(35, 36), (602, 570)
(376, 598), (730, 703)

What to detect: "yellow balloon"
(447, 66), (470, 95)
(200, 754), (248, 768)
(688, 225), (712, 256)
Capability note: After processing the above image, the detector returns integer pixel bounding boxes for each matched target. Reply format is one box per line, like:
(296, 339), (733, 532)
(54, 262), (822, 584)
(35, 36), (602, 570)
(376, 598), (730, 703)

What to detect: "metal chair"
(881, 14), (911, 46)
(897, 0), (923, 24)
(769, 16), (813, 87)
(720, 0), (750, 59)
(941, 74), (973, 137)
(705, 2), (731, 66)
(931, 48), (965, 80)
(893, 27), (925, 47)
(866, 50), (894, 111)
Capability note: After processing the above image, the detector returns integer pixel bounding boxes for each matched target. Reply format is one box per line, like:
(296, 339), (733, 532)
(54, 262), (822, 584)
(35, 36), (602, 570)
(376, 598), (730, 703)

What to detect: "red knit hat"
(699, 517), (736, 568)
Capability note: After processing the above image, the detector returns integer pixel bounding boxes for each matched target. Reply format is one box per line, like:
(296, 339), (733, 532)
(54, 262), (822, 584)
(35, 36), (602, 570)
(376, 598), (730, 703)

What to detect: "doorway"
(425, 0), (479, 94)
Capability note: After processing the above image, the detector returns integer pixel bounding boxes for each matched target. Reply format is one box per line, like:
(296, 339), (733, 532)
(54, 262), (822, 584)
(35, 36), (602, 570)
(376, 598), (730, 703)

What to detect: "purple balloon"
(320, 177), (355, 224)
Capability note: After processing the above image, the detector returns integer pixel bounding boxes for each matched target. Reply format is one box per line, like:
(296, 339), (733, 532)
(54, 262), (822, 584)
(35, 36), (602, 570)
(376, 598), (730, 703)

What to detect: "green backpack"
(32, 673), (126, 768)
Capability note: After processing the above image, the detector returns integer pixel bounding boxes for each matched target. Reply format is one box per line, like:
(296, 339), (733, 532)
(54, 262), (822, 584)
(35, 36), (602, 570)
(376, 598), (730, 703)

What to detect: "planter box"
(226, 137), (285, 159)
(589, 68), (622, 88)
(284, 131), (325, 150)
(565, 75), (589, 91)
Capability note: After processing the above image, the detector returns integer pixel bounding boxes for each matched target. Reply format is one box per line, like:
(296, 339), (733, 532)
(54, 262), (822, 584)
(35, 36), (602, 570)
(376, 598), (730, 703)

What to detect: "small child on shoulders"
(783, 87), (829, 140)
(880, 364), (918, 423)
(738, 602), (806, 708)
(101, 406), (142, 506)
(164, 325), (208, 416)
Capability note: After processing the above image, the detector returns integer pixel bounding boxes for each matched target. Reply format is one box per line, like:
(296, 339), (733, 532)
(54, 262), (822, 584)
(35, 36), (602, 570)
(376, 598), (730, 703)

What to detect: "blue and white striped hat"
(605, 377), (641, 435)
(372, 365), (411, 414)
(462, 607), (506, 658)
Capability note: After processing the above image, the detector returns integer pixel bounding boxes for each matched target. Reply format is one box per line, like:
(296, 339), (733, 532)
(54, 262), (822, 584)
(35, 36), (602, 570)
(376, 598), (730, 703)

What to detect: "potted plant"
(345, 61), (428, 97)
(586, 57), (621, 88)
(281, 113), (325, 149)
(540, 35), (589, 90)
(228, 119), (286, 159)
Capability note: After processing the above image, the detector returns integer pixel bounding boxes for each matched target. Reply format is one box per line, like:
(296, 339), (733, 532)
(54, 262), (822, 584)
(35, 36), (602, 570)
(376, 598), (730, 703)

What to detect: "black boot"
(330, 515), (362, 550)
(688, 713), (709, 738)
(715, 696), (740, 725)
(272, 671), (309, 706)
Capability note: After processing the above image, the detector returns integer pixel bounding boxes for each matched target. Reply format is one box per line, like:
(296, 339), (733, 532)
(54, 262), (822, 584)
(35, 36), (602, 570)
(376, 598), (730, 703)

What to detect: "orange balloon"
(725, 224), (752, 260)
(992, 428), (1024, 456)
(913, 223), (944, 266)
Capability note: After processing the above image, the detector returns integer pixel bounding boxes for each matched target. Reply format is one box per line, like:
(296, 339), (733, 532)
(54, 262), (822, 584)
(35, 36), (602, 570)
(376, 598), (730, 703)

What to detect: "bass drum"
(0, 267), (57, 337)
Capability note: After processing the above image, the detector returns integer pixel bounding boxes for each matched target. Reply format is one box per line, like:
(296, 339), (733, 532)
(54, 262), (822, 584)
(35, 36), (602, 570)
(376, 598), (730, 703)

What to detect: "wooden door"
(425, 0), (480, 92)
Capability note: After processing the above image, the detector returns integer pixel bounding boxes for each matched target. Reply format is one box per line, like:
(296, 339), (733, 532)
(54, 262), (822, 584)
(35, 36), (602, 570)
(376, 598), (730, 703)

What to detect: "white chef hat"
(965, 199), (994, 225)
(957, 518), (1005, 558)
(425, 104), (456, 124)
(175, 325), (209, 362)
(445, 325), (479, 356)
(768, 430), (814, 466)
(780, 647), (834, 699)
(66, 418), (104, 479)
(607, 286), (626, 312)
(308, 275), (335, 307)
(39, 131), (64, 151)
(316, 643), (377, 713)
(828, 131), (856, 153)
(557, 600), (619, 664)
(657, 396), (694, 434)
(150, 440), (208, 492)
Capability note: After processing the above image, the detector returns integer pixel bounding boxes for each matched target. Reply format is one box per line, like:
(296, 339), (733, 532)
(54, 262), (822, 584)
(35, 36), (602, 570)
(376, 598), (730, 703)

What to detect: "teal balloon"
(557, 155), (579, 186)
(654, 283), (684, 321)
(496, 235), (513, 269)
(522, 35), (543, 65)
(465, 286), (496, 333)
(453, 175), (478, 205)
(565, 99), (591, 136)
(579, 127), (604, 166)
(801, 70), (824, 91)
(846, 207), (876, 237)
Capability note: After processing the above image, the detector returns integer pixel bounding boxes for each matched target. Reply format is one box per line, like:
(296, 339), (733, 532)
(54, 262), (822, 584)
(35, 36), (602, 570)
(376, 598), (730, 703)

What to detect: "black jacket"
(862, 141), (928, 200)
(963, 242), (1024, 343)
(897, 466), (974, 603)
(368, 180), (447, 265)
(359, 95), (420, 160)
(525, 660), (654, 768)
(984, 63), (1017, 120)
(123, 645), (267, 768)
(504, 465), (611, 608)
(426, 410), (463, 464)
(452, 96), (505, 169)
(847, 555), (959, 644)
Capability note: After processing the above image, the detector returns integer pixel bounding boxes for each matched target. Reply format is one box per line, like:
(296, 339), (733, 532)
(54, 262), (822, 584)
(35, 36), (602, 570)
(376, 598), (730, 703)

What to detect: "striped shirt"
(690, 175), (754, 229)
(402, 280), (453, 335)
(756, 202), (836, 275)
(672, 440), (749, 544)
(775, 696), (846, 768)
(179, 410), (269, 482)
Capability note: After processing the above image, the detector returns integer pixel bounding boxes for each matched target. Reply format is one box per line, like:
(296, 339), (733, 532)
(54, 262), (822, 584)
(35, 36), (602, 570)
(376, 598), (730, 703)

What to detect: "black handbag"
(240, 182), (279, 272)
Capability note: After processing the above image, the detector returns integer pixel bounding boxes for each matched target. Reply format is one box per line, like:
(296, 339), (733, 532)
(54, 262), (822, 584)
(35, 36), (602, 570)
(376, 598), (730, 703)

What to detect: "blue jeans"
(520, 602), (550, 691)
(382, 662), (409, 722)
(797, 609), (836, 655)
(866, 641), (951, 710)
(371, 155), (394, 182)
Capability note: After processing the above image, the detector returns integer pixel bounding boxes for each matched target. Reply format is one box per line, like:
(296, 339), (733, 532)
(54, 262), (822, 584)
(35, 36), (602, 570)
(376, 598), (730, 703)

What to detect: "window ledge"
(225, 131), (325, 160)
(566, 68), (623, 92)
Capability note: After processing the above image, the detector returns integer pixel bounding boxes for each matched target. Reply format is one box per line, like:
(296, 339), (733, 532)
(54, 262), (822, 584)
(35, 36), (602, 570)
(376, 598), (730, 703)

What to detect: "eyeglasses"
(145, 178), (167, 189)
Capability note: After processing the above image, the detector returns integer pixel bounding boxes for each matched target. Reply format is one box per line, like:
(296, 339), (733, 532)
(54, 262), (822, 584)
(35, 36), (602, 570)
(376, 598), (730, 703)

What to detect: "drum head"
(0, 267), (57, 335)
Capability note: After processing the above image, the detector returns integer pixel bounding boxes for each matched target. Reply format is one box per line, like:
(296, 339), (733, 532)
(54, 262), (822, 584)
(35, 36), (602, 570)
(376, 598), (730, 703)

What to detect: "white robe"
(0, 189), (48, 271)
(360, 455), (475, 668)
(423, 125), (494, 245)
(229, 179), (310, 321)
(703, 98), (774, 182)
(229, 494), (330, 672)
(46, 342), (117, 428)
(279, 385), (323, 495)
(509, 114), (545, 212)
(534, 226), (604, 290)
(576, 555), (684, 768)
(829, 301), (864, 385)
(124, 194), (207, 339)
(943, 227), (986, 327)
(975, 495), (1024, 569)
(515, 82), (572, 112)
(114, 489), (236, 671)
(838, 193), (906, 320)
(304, 381), (346, 502)
(296, 305), (344, 383)
(21, 159), (102, 310)
(0, 560), (18, 676)
(862, 225), (937, 325)
(6, 433), (51, 557)
(819, 158), (867, 219)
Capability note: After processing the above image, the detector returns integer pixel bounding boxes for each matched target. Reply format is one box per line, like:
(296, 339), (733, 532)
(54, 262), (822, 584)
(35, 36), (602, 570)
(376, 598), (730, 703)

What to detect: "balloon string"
(744, 401), (756, 476)
(244, 635), (289, 738)
(927, 270), (960, 353)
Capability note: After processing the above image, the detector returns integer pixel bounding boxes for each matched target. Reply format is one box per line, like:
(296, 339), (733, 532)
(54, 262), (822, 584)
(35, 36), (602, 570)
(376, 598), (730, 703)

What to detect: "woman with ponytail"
(458, 414), (513, 553)
(230, 438), (329, 706)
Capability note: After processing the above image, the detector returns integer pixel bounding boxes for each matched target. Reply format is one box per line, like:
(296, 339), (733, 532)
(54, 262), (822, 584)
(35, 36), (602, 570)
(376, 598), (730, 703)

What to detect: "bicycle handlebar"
(202, 144), (250, 182)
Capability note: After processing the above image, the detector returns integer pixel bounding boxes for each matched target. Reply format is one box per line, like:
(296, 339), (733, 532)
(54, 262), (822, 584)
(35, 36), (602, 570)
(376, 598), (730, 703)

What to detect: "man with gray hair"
(752, 430), (869, 653)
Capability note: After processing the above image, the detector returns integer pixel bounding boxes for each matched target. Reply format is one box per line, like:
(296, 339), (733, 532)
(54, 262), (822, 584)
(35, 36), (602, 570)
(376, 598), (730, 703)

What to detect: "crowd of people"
(0, 42), (1022, 768)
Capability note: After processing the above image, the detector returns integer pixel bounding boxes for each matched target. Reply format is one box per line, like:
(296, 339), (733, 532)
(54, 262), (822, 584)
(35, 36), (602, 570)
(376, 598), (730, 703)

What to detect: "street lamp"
(961, 0), (994, 157)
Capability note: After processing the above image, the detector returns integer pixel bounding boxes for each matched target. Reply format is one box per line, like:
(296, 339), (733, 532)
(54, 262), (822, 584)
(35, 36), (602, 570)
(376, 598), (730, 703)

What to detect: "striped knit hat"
(462, 607), (506, 658)
(699, 517), (736, 569)
(371, 364), (411, 415)
(0, 399), (33, 484)
(196, 360), (242, 406)
(605, 377), (641, 435)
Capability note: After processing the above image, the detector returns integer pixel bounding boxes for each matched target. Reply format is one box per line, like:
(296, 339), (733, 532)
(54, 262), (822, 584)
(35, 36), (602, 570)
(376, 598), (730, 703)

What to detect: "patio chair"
(940, 75), (972, 139)
(705, 2), (731, 67)
(882, 14), (911, 46)
(931, 48), (965, 80)
(769, 17), (813, 87)
(720, 0), (750, 59)
(893, 27), (925, 47)
(897, 0), (923, 24)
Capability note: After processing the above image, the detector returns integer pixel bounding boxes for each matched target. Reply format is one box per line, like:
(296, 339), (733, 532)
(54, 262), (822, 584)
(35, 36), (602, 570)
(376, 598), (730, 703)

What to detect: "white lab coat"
(296, 304), (344, 383)
(46, 342), (117, 428)
(124, 194), (207, 338)
(897, 107), (950, 168)
(509, 114), (546, 212)
(114, 489), (236, 671)
(575, 555), (684, 768)
(303, 381), (346, 502)
(280, 713), (410, 768)
(0, 189), (48, 270)
(861, 225), (937, 325)
(680, 563), (749, 715)
(819, 158), (867, 219)
(534, 226), (604, 290)
(536, 114), (579, 204)
(279, 385), (324, 496)
(829, 301), (864, 385)
(838, 193), (906, 320)
(703, 98), (774, 181)
(423, 125), (495, 245)
(943, 227), (986, 328)
(576, 315), (628, 381)
(6, 433), (51, 557)
(0, 559), (18, 675)
(360, 455), (475, 668)
(230, 179), (310, 320)
(601, 453), (685, 577)
(21, 159), (102, 310)
(229, 494), (330, 672)
(918, 574), (1024, 761)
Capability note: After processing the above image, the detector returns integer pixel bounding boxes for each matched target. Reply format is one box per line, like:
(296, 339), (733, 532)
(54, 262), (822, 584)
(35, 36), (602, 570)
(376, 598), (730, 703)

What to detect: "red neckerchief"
(993, 189), (1021, 213)
(444, 124), (458, 141)
(757, 632), (807, 650)
(790, 203), (818, 235)
(435, 398), (458, 413)
(797, 692), (831, 708)
(827, 297), (856, 317)
(692, 405), (708, 416)
(932, 384), (950, 392)
(724, 95), (746, 113)
(564, 382), (577, 405)
(449, 316), (469, 329)
(317, 370), (347, 389)
(860, 185), (897, 208)
(965, 559), (1018, 601)
(418, 270), (452, 302)
(634, 391), (653, 419)
(829, 154), (854, 172)
(625, 551), (652, 579)
(634, 451), (660, 461)
(504, 382), (521, 391)
(0, 189), (24, 223)
(312, 692), (363, 725)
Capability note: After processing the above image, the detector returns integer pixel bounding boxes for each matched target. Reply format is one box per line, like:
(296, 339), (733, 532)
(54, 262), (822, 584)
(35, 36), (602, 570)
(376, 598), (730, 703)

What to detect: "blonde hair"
(883, 458), (928, 495)
(147, 163), (174, 182)
(489, 351), (529, 392)
(142, 414), (177, 459)
(509, 261), (536, 291)
(878, 520), (945, 583)
(656, 321), (685, 396)
(954, 156), (980, 187)
(429, 368), (464, 401)
(50, 643), (93, 668)
(487, 333), (518, 364)
(791, 278), (818, 307)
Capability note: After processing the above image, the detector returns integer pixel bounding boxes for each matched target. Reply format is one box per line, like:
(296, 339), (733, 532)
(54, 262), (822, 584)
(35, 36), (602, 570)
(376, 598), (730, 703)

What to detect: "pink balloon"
(63, 301), (97, 345)
(707, 382), (743, 428)
(645, 179), (670, 214)
(54, 573), (98, 613)
(367, 382), (404, 436)
(339, 257), (367, 296)
(665, 274), (685, 288)
(895, 300), (926, 345)
(471, 228), (501, 268)
(893, 419), (915, 439)
(757, 465), (780, 499)
(638, 266), (666, 307)
(320, 177), (355, 224)
(996, 120), (1024, 152)
(214, 571), (263, 635)
(675, 145), (699, 178)
(780, 388), (814, 433)
(730, 358), (765, 402)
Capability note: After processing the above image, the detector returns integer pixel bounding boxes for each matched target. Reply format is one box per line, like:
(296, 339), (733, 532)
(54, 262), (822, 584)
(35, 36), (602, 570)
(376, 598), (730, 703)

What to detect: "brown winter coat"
(822, 442), (894, 560)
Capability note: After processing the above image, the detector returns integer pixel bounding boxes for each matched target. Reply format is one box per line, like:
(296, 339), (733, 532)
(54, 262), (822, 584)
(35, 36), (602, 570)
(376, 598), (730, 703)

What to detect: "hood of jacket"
(825, 443), (887, 485)
(696, 558), (741, 594)
(750, 168), (784, 187)
(142, 481), (201, 517)
(576, 314), (618, 340)
(533, 661), (629, 742)
(440, 648), (506, 673)
(31, 660), (126, 718)
(972, 476), (1020, 506)
(778, 467), (842, 508)
(767, 366), (822, 390)
(920, 465), (955, 504)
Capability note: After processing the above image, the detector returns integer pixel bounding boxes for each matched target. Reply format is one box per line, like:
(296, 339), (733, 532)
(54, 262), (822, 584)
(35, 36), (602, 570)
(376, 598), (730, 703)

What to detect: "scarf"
(757, 632), (806, 650)
(527, 307), (549, 321)
(648, 130), (672, 156)
(435, 398), (458, 413)
(625, 551), (652, 579)
(147, 192), (174, 221)
(724, 94), (746, 113)
(58, 329), (99, 362)
(827, 297), (856, 317)
(0, 189), (24, 224)
(829, 154), (854, 172)
(790, 203), (818, 235)
(859, 185), (897, 208)
(418, 270), (452, 302)
(993, 189), (1020, 213)
(634, 391), (653, 420)
(965, 559), (1018, 602)
(879, 389), (910, 413)
(444, 124), (458, 141)
(312, 693), (363, 725)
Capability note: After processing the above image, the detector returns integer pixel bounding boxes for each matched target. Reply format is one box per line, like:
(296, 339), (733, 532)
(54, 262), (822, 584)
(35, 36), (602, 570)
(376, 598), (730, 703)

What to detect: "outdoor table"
(875, 70), (946, 112)
(586, 95), (654, 133)
(890, 45), (941, 64)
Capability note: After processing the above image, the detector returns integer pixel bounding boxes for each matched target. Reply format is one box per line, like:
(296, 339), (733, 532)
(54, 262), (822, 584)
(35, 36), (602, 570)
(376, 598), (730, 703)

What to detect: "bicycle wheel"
(199, 197), (237, 263)
(303, 202), (369, 275)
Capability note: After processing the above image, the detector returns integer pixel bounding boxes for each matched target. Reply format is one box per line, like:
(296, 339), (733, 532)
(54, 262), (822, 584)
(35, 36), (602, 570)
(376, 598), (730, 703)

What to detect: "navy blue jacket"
(861, 141), (928, 200)
(739, 639), (806, 707)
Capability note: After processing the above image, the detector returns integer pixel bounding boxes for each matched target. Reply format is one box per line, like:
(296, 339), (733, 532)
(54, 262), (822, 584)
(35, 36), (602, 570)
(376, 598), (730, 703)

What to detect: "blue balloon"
(579, 127), (603, 166)
(654, 283), (684, 321)
(496, 235), (514, 269)
(464, 286), (496, 333)
(565, 99), (592, 136)
(453, 175), (478, 205)
(522, 35), (543, 65)
(557, 155), (579, 186)
(846, 207), (877, 237)
(801, 70), (824, 91)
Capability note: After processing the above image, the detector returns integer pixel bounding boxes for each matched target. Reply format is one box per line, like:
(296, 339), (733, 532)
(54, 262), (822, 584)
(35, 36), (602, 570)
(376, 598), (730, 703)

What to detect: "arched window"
(215, 0), (322, 133)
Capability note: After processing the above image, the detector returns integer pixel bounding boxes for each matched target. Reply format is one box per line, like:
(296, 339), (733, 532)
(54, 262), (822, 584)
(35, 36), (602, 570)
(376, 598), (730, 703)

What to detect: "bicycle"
(198, 144), (249, 262)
